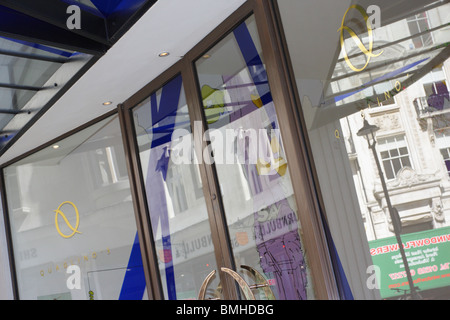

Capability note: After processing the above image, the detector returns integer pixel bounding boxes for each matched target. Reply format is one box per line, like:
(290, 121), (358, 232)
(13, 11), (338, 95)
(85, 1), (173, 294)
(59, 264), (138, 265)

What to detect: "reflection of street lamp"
(357, 119), (420, 299)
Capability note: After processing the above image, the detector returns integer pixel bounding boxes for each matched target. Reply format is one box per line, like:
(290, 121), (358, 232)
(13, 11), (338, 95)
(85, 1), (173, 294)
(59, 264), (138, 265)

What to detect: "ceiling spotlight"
(53, 145), (60, 149)
(203, 54), (211, 59)
(102, 101), (112, 106)
(158, 51), (170, 57)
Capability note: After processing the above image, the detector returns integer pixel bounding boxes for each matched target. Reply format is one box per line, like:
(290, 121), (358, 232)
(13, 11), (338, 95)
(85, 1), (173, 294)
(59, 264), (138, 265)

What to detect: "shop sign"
(369, 226), (450, 298)
(54, 201), (82, 239)
(338, 4), (383, 72)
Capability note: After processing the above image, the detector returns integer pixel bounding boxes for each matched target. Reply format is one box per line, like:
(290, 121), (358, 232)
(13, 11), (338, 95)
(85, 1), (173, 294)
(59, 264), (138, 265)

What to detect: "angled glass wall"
(277, 0), (450, 299)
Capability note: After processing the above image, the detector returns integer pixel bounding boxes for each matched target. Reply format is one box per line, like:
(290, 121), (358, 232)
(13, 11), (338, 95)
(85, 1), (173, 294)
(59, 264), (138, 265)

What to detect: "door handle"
(197, 270), (217, 300)
(197, 266), (276, 300)
(240, 265), (276, 300)
(221, 267), (255, 300)
(197, 268), (255, 300)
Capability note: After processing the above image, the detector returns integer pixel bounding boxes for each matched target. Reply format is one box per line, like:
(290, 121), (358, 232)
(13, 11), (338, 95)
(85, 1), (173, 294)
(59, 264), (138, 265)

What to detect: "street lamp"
(357, 119), (420, 299)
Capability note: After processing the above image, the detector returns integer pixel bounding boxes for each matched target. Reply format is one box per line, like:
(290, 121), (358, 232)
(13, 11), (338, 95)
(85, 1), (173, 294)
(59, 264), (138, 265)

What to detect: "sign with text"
(369, 226), (450, 298)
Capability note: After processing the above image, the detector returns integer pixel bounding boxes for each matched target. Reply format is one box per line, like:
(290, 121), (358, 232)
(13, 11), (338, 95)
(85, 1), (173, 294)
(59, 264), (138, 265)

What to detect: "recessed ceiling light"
(158, 51), (170, 57)
(53, 145), (60, 149)
(203, 54), (211, 59)
(102, 101), (112, 106)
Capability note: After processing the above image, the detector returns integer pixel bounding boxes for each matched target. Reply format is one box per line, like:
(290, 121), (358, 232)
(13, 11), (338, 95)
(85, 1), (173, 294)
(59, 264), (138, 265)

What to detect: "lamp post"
(357, 119), (420, 299)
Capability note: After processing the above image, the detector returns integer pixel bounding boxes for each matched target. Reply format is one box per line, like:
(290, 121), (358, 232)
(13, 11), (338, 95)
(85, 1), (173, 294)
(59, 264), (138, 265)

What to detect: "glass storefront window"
(4, 114), (146, 300)
(195, 15), (314, 300)
(277, 0), (450, 299)
(132, 74), (219, 300)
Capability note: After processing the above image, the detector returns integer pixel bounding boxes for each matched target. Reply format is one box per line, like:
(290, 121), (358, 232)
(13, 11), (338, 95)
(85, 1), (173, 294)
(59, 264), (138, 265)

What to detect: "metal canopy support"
(0, 83), (42, 91)
(0, 109), (29, 115)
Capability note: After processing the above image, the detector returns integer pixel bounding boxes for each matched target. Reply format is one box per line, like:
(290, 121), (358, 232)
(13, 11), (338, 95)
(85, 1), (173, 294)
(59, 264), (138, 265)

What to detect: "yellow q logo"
(257, 136), (287, 177)
(54, 201), (82, 239)
(338, 5), (383, 72)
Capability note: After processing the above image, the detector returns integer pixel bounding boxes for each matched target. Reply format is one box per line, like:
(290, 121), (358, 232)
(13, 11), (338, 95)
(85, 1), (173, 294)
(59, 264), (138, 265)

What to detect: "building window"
(88, 145), (129, 188)
(436, 130), (450, 177)
(424, 81), (450, 111)
(406, 12), (433, 49)
(378, 135), (412, 180)
(440, 148), (450, 177)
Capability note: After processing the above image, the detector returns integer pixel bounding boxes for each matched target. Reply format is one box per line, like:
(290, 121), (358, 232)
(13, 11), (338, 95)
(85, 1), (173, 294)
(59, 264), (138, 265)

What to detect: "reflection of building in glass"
(275, 0), (450, 299)
(325, 3), (450, 242)
(340, 57), (450, 241)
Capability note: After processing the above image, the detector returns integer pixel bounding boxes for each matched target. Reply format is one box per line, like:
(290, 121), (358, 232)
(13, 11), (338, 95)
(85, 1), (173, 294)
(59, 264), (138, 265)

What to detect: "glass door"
(193, 14), (315, 300)
(124, 12), (321, 301)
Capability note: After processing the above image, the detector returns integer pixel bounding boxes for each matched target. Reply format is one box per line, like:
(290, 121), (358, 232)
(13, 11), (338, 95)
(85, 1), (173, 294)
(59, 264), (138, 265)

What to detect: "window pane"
(195, 15), (313, 300)
(413, 38), (424, 48)
(422, 34), (433, 46)
(401, 156), (411, 168)
(407, 21), (419, 35)
(383, 160), (395, 180)
(4, 115), (146, 300)
(132, 74), (218, 300)
(392, 158), (402, 176)
(386, 137), (395, 144)
(445, 160), (450, 174)
(418, 19), (429, 33)
(390, 149), (399, 157)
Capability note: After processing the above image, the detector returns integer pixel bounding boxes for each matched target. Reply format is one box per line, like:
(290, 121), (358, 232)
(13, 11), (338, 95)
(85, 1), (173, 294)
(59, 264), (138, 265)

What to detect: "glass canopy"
(0, 0), (158, 154)
(0, 35), (89, 150)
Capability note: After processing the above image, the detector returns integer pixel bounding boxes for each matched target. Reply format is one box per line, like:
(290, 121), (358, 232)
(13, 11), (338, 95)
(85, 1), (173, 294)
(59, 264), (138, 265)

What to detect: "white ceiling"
(0, 0), (246, 165)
